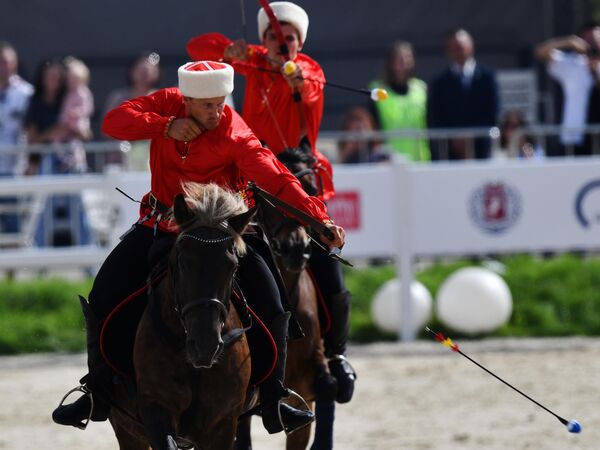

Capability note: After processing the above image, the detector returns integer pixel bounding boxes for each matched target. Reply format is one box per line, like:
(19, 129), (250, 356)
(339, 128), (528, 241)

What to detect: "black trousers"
(88, 224), (284, 325)
(308, 240), (346, 298)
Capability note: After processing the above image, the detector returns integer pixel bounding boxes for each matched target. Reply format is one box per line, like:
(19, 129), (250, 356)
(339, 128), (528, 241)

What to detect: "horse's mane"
(178, 182), (248, 252)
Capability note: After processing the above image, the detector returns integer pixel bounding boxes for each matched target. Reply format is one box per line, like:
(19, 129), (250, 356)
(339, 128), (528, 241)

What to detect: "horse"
(107, 183), (254, 450)
(236, 148), (336, 450)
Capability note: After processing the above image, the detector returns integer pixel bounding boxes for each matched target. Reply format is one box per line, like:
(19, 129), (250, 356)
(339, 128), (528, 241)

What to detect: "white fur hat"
(257, 1), (309, 45)
(177, 61), (234, 99)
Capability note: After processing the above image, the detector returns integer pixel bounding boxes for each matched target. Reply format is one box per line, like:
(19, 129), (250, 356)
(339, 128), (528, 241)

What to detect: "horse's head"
(263, 211), (312, 273)
(170, 183), (254, 369)
(277, 145), (319, 197)
(259, 146), (317, 273)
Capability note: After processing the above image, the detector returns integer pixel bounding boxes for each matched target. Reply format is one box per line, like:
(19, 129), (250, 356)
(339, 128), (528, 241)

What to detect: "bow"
(256, 0), (307, 149)
(257, 0), (291, 64)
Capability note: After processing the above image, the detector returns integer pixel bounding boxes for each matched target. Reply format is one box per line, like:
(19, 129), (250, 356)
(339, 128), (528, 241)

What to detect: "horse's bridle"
(259, 164), (316, 257)
(292, 166), (319, 197)
(172, 225), (234, 328)
(171, 224), (250, 346)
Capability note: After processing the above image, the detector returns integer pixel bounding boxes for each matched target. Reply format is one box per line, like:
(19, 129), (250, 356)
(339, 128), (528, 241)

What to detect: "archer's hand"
(320, 223), (345, 250)
(168, 118), (204, 142)
(224, 40), (249, 62)
(281, 62), (305, 89)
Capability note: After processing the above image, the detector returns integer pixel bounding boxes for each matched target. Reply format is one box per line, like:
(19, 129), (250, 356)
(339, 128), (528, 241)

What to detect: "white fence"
(327, 157), (600, 340)
(0, 157), (600, 340)
(2, 142), (600, 341)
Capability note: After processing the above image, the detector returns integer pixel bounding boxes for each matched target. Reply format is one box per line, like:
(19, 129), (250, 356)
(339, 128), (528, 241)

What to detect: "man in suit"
(428, 29), (499, 160)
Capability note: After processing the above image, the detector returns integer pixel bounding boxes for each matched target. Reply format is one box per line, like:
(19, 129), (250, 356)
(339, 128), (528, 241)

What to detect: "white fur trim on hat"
(257, 1), (309, 45)
(177, 61), (234, 99)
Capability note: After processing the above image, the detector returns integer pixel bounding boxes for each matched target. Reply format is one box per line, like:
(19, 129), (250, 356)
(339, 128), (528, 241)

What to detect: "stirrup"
(56, 385), (94, 430)
(279, 388), (313, 435)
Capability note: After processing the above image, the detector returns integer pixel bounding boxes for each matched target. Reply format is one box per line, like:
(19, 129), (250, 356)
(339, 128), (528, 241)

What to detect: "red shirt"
(187, 32), (335, 200)
(102, 87), (330, 231)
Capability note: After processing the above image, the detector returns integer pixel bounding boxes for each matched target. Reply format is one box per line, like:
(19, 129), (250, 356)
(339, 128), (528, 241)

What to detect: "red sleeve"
(186, 33), (264, 78)
(232, 129), (330, 223)
(101, 88), (178, 141)
(186, 32), (232, 62)
(298, 57), (325, 107)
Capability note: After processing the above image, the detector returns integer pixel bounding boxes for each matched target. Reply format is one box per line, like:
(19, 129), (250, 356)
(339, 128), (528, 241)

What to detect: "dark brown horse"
(108, 183), (254, 450)
(267, 208), (331, 450)
(236, 149), (335, 450)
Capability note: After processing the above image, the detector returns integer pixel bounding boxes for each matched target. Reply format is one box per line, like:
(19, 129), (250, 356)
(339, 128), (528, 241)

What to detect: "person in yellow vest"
(369, 41), (430, 161)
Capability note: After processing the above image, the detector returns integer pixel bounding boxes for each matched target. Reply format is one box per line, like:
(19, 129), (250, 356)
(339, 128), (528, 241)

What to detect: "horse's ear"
(173, 193), (193, 226)
(299, 136), (312, 156)
(228, 207), (256, 234)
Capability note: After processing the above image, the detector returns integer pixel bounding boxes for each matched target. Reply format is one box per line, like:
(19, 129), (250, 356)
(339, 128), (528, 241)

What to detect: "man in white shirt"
(0, 42), (33, 234)
(0, 42), (32, 172)
(536, 22), (600, 156)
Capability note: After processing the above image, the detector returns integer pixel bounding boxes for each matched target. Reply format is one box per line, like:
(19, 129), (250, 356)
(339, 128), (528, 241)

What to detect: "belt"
(148, 192), (170, 213)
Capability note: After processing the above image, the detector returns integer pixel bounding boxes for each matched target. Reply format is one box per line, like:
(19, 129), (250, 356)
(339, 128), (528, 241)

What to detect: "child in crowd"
(54, 56), (93, 173)
(57, 56), (93, 142)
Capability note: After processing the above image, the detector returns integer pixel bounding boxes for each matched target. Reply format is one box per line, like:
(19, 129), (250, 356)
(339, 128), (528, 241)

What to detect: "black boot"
(324, 291), (357, 404)
(260, 312), (315, 434)
(52, 296), (112, 429)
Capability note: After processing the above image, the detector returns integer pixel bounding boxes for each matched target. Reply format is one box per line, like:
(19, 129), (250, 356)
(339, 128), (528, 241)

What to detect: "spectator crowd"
(0, 45), (161, 246)
(339, 23), (600, 164)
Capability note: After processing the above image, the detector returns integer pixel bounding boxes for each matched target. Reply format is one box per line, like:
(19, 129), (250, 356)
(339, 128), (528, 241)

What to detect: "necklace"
(176, 141), (190, 162)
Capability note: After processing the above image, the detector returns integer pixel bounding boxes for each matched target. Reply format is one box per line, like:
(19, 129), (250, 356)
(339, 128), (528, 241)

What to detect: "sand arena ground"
(1, 337), (598, 449)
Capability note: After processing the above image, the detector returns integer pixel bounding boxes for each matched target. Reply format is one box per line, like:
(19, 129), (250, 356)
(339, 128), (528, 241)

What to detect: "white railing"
(0, 172), (117, 271)
(1, 124), (600, 274)
(317, 124), (600, 162)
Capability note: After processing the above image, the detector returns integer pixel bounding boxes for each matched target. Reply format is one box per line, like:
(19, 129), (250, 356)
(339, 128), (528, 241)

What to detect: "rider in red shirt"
(187, 1), (356, 404)
(52, 60), (345, 435)
(186, 5), (335, 200)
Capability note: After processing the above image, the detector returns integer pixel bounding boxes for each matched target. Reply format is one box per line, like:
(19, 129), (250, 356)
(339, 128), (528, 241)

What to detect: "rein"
(249, 182), (353, 267)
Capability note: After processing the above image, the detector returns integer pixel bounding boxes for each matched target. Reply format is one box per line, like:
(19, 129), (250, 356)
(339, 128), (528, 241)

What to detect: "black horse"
(108, 183), (254, 450)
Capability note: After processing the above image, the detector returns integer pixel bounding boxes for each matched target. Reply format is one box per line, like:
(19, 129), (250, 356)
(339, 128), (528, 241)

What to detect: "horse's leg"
(108, 383), (151, 450)
(310, 400), (335, 450)
(138, 403), (178, 450)
(234, 415), (253, 450)
(310, 358), (336, 450)
(112, 422), (150, 450)
(203, 417), (238, 450)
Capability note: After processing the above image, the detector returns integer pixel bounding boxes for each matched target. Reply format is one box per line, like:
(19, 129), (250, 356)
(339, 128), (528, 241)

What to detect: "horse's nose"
(214, 340), (224, 360)
(186, 337), (224, 368)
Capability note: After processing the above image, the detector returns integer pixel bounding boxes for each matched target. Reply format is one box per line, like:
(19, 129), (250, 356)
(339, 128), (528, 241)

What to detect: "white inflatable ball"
(371, 279), (433, 334)
(436, 267), (512, 334)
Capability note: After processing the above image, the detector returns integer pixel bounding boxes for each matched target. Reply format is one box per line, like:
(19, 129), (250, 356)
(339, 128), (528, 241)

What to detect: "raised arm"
(187, 32), (265, 77)
(101, 89), (178, 141)
(187, 32), (234, 62)
(535, 35), (589, 62)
